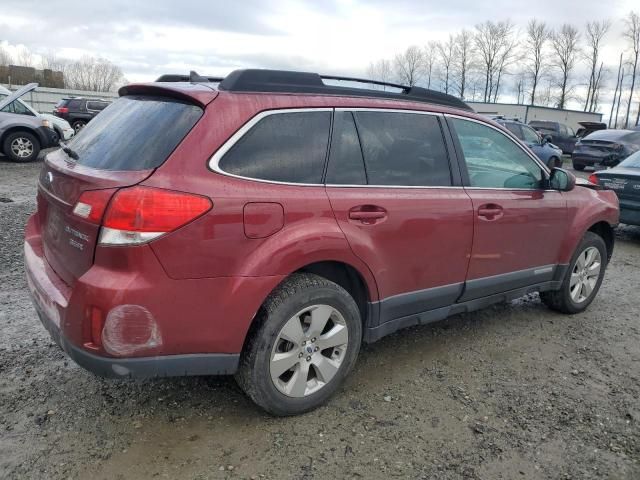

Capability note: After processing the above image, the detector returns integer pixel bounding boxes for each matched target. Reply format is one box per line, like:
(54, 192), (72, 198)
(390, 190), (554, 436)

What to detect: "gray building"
(468, 102), (603, 131)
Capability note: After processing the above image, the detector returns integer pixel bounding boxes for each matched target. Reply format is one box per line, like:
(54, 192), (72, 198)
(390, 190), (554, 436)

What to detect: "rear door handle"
(348, 205), (387, 224)
(477, 203), (504, 221)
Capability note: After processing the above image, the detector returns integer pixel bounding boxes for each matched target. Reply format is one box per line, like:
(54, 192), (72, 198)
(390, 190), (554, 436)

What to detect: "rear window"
(55, 99), (69, 108)
(619, 151), (640, 168)
(529, 121), (556, 130)
(66, 95), (202, 170)
(218, 111), (331, 184)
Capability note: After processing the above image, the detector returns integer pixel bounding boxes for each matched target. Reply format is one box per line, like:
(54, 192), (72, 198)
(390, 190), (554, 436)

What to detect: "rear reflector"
(99, 186), (211, 245)
(72, 189), (117, 224)
(588, 173), (599, 185)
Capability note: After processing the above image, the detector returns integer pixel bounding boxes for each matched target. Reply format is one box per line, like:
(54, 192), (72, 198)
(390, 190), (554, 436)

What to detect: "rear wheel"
(235, 273), (362, 416)
(541, 232), (607, 314)
(3, 131), (40, 162)
(72, 120), (86, 133)
(572, 162), (585, 171)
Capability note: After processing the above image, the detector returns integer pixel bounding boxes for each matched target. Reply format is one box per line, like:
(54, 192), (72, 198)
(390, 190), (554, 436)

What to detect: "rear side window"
(87, 101), (109, 111)
(219, 111), (331, 184)
(354, 111), (452, 186)
(67, 99), (82, 109)
(66, 95), (202, 170)
(326, 112), (366, 185)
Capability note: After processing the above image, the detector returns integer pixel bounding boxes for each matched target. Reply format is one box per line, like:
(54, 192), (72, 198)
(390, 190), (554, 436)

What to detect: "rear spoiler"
(117, 83), (218, 108)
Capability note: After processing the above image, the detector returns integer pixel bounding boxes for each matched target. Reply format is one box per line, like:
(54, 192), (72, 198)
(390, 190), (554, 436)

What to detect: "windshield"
(619, 151), (640, 168)
(66, 95), (202, 170)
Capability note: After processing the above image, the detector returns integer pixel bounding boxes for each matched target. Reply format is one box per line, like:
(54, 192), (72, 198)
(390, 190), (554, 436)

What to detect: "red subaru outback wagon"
(25, 69), (619, 415)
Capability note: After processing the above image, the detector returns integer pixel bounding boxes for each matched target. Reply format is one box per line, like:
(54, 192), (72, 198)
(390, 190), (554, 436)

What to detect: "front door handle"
(477, 203), (504, 221)
(348, 205), (387, 224)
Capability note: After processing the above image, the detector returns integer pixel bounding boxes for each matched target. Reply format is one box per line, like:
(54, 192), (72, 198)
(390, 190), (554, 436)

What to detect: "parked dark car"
(529, 120), (578, 154)
(572, 129), (640, 170)
(576, 121), (607, 139)
(589, 151), (640, 226)
(492, 117), (563, 168)
(53, 97), (111, 132)
(25, 69), (619, 416)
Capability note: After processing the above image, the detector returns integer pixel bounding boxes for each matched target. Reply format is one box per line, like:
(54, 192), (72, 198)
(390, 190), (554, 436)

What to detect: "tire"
(541, 232), (607, 314)
(235, 273), (362, 416)
(72, 120), (86, 133)
(572, 162), (585, 171)
(2, 131), (41, 163)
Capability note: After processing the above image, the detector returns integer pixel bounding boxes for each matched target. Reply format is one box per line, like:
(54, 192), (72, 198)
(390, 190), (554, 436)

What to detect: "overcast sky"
(1, 0), (638, 111)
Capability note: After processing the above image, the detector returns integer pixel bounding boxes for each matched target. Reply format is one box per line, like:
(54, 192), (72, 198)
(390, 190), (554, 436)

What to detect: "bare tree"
(15, 46), (34, 67)
(453, 30), (474, 99)
(583, 20), (610, 112)
(614, 68), (625, 128)
(394, 45), (425, 87)
(437, 35), (456, 94)
(609, 53), (623, 127)
(474, 20), (516, 102)
(589, 62), (606, 111)
(550, 24), (580, 109)
(514, 70), (528, 104)
(622, 11), (640, 128)
(492, 30), (519, 102)
(423, 42), (438, 89)
(366, 59), (393, 88)
(0, 45), (11, 66)
(64, 56), (124, 92)
(525, 19), (549, 105)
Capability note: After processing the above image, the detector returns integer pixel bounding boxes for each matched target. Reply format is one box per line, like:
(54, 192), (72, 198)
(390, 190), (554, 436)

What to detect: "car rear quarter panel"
(558, 186), (619, 263)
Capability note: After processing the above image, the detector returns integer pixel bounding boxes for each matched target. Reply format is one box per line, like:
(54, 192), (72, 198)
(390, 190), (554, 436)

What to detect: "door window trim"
(445, 113), (554, 191)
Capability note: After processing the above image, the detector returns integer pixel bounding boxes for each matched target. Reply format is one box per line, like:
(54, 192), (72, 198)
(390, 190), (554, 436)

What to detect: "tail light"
(55, 106), (69, 114)
(588, 173), (599, 185)
(99, 186), (211, 245)
(72, 186), (211, 245)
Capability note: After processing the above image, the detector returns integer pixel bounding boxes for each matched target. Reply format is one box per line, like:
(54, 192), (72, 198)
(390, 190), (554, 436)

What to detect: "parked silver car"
(0, 83), (60, 162)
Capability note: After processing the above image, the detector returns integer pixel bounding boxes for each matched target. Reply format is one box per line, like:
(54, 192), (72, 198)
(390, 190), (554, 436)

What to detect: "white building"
(468, 102), (603, 131)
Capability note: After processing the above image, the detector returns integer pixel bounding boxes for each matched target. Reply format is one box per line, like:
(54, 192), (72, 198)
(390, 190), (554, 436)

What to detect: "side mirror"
(542, 134), (552, 145)
(549, 167), (576, 191)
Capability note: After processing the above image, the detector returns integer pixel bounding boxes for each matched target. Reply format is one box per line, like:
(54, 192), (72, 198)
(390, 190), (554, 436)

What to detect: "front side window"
(503, 123), (523, 140)
(521, 125), (540, 144)
(451, 118), (543, 189)
(219, 111), (331, 184)
(353, 111), (452, 186)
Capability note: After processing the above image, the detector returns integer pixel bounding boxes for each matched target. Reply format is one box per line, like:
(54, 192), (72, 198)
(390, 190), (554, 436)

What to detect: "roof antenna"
(189, 71), (208, 83)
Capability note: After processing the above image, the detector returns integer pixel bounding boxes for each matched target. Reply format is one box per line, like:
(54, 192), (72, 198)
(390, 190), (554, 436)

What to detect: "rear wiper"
(58, 140), (79, 160)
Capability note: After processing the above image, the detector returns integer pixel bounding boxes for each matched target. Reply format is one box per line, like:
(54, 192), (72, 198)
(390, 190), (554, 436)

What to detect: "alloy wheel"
(569, 246), (601, 303)
(10, 137), (34, 158)
(270, 304), (349, 397)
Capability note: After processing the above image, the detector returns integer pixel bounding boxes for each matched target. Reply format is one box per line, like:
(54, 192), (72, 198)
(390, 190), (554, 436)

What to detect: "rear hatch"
(596, 168), (640, 203)
(37, 93), (206, 286)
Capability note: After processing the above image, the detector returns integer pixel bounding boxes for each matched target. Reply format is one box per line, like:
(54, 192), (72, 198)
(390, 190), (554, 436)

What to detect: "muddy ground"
(1, 155), (639, 480)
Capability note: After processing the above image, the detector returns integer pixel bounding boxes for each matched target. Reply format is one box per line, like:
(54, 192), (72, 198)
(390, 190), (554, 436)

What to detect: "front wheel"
(3, 131), (41, 162)
(236, 273), (362, 416)
(541, 232), (607, 314)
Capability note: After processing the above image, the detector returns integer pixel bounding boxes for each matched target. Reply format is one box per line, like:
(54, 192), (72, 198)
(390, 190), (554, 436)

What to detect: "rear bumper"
(33, 302), (239, 378)
(24, 213), (282, 378)
(619, 200), (640, 226)
(572, 153), (621, 167)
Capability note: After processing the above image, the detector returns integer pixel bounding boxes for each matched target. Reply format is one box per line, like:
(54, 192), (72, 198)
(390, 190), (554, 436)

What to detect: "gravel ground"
(1, 154), (639, 480)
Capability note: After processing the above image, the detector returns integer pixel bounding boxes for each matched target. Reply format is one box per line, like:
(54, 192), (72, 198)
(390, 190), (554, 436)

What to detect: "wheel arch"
(587, 221), (614, 261)
(0, 125), (40, 150)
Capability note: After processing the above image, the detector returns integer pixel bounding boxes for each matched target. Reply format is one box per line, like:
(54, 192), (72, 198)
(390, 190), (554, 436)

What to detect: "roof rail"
(154, 69), (472, 111)
(218, 69), (472, 111)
